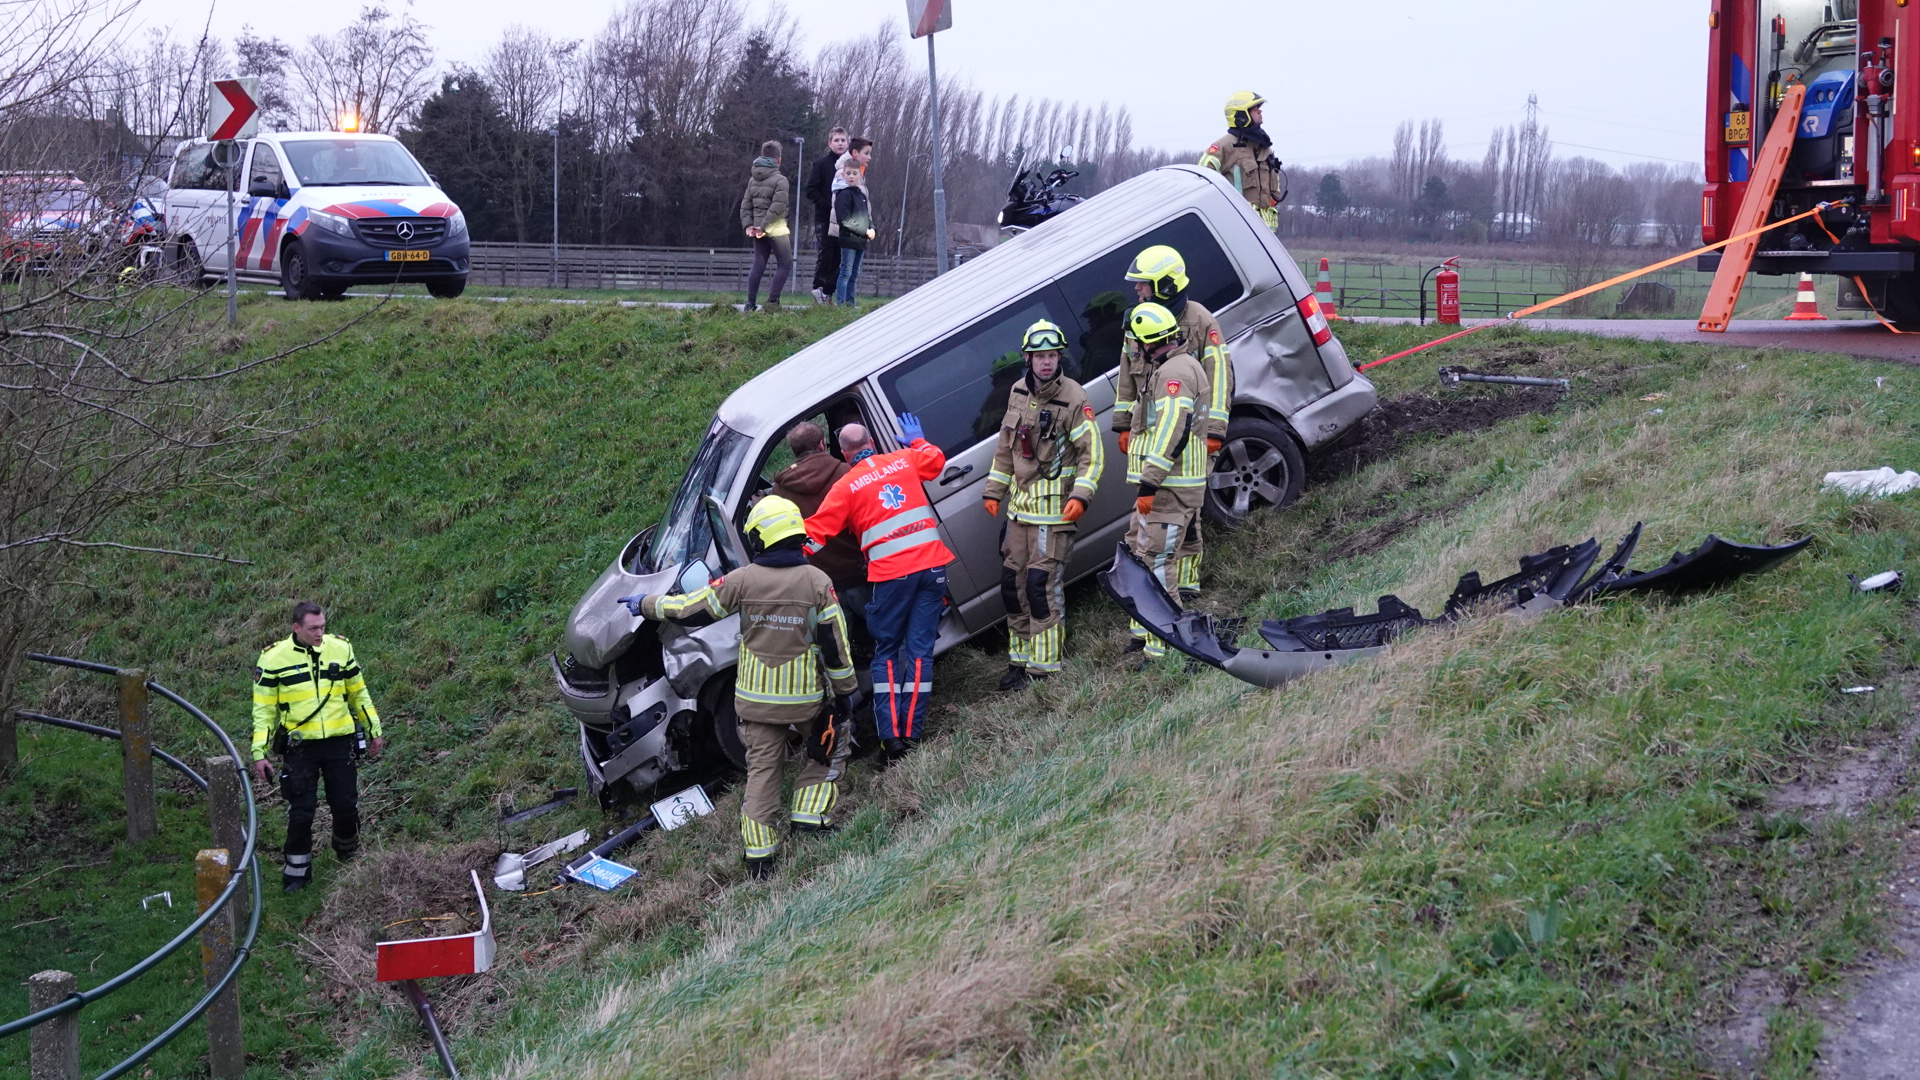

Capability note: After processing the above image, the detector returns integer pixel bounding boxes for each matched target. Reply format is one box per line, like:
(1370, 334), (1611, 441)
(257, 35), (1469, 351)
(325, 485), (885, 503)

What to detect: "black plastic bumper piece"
(1696, 251), (1917, 275)
(1592, 534), (1812, 596)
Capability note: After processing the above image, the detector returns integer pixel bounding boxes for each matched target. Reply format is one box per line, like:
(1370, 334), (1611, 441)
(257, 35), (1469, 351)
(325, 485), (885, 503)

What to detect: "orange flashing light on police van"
(339, 112), (360, 133)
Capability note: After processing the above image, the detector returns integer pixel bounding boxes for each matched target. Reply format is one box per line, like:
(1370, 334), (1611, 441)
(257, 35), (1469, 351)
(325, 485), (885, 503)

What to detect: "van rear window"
(877, 293), (1081, 455)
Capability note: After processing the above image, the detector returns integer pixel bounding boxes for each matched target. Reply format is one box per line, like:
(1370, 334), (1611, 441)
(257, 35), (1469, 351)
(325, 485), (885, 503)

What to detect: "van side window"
(876, 293), (1079, 455)
(1052, 212), (1248, 380)
(170, 145), (214, 191)
(248, 143), (285, 195)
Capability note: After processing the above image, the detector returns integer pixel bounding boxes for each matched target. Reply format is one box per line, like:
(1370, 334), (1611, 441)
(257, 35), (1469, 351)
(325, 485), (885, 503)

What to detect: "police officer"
(804, 414), (955, 761)
(1121, 304), (1210, 667)
(1200, 91), (1286, 229)
(982, 320), (1105, 690)
(251, 601), (384, 893)
(1113, 245), (1232, 602)
(622, 497), (859, 880)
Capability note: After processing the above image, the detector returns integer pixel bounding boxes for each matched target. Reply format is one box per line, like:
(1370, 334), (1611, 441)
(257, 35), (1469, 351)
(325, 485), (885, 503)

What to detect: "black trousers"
(280, 735), (359, 879)
(811, 220), (842, 292)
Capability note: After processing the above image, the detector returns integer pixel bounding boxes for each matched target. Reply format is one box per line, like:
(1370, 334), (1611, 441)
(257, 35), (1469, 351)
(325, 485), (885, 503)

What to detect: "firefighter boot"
(998, 664), (1034, 692)
(746, 855), (778, 881)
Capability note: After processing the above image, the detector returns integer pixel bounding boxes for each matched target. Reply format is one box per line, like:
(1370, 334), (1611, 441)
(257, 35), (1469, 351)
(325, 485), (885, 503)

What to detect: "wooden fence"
(468, 242), (943, 298)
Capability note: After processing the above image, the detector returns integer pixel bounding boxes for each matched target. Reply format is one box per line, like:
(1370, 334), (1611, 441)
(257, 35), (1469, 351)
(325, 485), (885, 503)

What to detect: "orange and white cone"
(1785, 273), (1827, 321)
(1316, 258), (1341, 320)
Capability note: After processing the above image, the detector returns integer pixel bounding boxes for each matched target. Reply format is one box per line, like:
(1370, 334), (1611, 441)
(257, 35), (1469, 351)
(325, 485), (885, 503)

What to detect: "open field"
(5, 296), (1920, 1078)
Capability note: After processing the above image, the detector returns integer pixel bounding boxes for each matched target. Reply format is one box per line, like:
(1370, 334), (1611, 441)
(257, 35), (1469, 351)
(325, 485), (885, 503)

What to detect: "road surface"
(1353, 317), (1919, 363)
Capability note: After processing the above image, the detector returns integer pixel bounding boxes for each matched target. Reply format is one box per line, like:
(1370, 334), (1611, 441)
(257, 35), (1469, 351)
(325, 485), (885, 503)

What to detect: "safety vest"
(983, 373), (1105, 525)
(250, 634), (382, 760)
(1136, 351), (1212, 490)
(804, 439), (956, 582)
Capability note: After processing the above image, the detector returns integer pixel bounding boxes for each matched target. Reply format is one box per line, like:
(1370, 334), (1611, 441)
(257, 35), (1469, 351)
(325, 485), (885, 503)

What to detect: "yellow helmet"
(1127, 302), (1182, 348)
(1225, 90), (1266, 129)
(744, 495), (808, 550)
(1021, 319), (1068, 354)
(1125, 245), (1189, 301)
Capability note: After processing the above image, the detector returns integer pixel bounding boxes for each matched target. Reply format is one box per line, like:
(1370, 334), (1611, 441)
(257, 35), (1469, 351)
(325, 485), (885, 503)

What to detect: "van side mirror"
(676, 559), (712, 595)
(248, 178), (276, 198)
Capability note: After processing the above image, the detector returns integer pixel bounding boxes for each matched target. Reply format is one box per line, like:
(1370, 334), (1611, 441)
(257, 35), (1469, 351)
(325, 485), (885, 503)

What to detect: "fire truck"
(1702, 0), (1920, 325)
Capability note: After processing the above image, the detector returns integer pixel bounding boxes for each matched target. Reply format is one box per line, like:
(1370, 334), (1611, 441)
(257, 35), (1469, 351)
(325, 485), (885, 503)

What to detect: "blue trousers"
(867, 564), (947, 740)
(835, 245), (866, 305)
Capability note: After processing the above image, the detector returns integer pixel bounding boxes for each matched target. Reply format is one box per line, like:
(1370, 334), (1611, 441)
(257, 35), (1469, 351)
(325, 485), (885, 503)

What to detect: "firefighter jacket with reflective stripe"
(1200, 129), (1284, 222)
(642, 560), (857, 724)
(251, 634), (381, 761)
(805, 439), (956, 582)
(983, 373), (1104, 525)
(1114, 300), (1231, 442)
(1135, 351), (1211, 492)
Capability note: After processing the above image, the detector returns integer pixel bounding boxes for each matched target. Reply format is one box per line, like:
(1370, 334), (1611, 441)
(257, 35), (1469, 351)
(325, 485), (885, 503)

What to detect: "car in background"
(163, 132), (469, 300)
(1, 174), (105, 276)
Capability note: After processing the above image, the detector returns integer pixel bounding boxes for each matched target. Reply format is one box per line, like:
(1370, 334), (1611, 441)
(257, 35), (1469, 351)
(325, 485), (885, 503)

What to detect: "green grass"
(5, 298), (1919, 1078)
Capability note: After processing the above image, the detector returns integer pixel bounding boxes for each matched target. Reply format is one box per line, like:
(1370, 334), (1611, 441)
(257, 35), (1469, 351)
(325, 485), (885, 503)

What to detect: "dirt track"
(1354, 317), (1920, 363)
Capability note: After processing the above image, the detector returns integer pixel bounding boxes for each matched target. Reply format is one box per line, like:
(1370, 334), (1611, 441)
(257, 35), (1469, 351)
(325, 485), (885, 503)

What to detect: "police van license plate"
(385, 250), (429, 262)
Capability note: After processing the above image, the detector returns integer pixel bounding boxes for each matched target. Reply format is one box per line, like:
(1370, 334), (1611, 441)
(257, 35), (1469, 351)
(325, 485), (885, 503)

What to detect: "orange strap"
(1355, 201), (1840, 373)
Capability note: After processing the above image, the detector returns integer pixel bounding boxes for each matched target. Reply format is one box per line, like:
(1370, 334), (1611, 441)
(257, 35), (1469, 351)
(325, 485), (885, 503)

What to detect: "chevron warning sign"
(206, 78), (260, 141)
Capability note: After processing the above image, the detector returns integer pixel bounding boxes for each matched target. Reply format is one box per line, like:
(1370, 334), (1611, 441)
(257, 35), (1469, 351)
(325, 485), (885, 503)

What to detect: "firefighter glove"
(1063, 497), (1087, 523)
(616, 594), (649, 616)
(982, 497), (1000, 517)
(1116, 430), (1131, 453)
(1135, 494), (1156, 516)
(898, 411), (924, 443)
(1207, 436), (1223, 454)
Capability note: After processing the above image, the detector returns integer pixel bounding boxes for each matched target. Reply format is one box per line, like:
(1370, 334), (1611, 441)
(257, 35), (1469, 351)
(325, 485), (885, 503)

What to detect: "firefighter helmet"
(1021, 319), (1068, 354)
(1125, 245), (1189, 302)
(1225, 90), (1266, 130)
(1127, 302), (1182, 348)
(744, 495), (807, 551)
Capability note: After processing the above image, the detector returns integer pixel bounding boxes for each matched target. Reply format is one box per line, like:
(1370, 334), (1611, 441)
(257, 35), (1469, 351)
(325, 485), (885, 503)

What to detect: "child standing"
(830, 153), (873, 307)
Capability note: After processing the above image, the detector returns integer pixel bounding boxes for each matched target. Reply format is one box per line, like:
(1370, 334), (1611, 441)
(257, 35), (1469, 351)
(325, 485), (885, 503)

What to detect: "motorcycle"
(998, 149), (1084, 234)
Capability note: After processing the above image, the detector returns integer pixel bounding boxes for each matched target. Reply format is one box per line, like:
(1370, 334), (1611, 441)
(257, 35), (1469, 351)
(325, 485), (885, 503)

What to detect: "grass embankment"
(1, 293), (860, 1078)
(2, 299), (1916, 1078)
(461, 330), (1920, 1078)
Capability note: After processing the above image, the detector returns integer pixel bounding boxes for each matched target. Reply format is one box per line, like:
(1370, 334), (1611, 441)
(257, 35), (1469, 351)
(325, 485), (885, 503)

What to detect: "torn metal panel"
(1595, 534), (1812, 596)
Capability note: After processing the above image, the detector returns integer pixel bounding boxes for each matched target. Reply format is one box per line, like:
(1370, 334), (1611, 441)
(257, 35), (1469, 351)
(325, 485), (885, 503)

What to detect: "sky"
(126, 0), (1710, 176)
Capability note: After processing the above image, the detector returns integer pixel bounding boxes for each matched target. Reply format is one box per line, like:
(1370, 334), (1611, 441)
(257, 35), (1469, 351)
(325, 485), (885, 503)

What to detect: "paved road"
(1353, 317), (1919, 363)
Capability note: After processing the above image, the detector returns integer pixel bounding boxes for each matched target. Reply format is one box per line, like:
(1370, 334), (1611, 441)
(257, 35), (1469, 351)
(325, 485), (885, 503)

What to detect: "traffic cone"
(1785, 273), (1827, 320)
(1316, 258), (1341, 320)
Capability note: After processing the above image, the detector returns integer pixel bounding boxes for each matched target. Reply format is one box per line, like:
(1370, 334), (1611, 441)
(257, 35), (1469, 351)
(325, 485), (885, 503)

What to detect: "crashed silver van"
(554, 164), (1377, 804)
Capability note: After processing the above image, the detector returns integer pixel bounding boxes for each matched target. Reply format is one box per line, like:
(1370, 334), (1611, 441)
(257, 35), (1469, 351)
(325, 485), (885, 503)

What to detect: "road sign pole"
(225, 179), (237, 324)
(927, 33), (949, 275)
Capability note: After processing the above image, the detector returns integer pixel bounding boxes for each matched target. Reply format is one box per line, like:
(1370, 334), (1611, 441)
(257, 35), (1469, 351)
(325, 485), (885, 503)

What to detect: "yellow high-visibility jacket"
(250, 634), (382, 760)
(983, 372), (1104, 525)
(1114, 299), (1232, 443)
(1135, 350), (1211, 491)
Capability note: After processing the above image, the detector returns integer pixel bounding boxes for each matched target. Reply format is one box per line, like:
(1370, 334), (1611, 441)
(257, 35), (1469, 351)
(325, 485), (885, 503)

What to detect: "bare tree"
(289, 6), (436, 133)
(0, 0), (379, 768)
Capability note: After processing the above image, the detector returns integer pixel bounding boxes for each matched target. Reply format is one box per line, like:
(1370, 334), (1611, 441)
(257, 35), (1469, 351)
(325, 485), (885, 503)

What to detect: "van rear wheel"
(1204, 416), (1305, 529)
(1884, 273), (1920, 331)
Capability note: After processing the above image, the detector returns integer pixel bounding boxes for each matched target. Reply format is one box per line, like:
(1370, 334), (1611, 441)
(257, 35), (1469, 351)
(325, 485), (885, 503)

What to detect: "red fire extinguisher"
(1436, 257), (1462, 325)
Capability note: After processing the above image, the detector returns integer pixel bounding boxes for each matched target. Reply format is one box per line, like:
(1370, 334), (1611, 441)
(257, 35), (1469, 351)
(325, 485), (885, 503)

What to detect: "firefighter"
(250, 601), (384, 893)
(1200, 91), (1286, 229)
(1112, 245), (1231, 601)
(1121, 303), (1210, 667)
(982, 320), (1105, 690)
(620, 496), (858, 880)
(804, 414), (955, 761)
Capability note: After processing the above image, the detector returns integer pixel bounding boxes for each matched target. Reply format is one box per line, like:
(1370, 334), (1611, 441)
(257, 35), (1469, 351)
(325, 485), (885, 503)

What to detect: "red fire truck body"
(1703, 0), (1920, 323)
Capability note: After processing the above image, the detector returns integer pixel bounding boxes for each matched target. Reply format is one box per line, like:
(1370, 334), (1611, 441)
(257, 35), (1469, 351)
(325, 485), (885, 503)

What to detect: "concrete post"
(194, 848), (244, 1079)
(117, 668), (156, 843)
(27, 970), (79, 1080)
(206, 756), (250, 929)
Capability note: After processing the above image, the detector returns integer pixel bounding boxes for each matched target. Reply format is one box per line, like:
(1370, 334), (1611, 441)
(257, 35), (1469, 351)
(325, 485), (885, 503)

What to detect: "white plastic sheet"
(1822, 468), (1920, 498)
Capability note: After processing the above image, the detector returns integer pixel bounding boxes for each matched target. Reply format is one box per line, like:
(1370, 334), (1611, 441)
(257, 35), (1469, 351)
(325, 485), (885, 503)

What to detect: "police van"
(554, 164), (1377, 805)
(163, 131), (469, 299)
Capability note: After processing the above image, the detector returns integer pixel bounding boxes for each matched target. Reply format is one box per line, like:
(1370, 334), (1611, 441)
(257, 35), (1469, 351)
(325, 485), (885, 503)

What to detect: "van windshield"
(640, 420), (752, 573)
(280, 139), (430, 187)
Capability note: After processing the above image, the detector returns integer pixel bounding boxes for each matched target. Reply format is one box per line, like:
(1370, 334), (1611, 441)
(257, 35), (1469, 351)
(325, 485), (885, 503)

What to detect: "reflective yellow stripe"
(742, 815), (781, 858)
(790, 782), (837, 825)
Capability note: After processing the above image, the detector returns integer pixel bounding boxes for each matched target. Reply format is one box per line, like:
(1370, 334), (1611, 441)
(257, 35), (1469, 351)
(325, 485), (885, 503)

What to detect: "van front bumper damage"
(1101, 524), (1811, 690)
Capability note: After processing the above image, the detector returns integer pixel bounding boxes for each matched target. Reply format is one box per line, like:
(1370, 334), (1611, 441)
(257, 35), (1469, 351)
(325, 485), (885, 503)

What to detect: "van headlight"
(307, 209), (352, 238)
(445, 209), (467, 238)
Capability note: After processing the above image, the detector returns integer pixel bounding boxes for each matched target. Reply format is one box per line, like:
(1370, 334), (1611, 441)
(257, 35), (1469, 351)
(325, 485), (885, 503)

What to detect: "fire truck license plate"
(1725, 111), (1751, 144)
(385, 250), (429, 262)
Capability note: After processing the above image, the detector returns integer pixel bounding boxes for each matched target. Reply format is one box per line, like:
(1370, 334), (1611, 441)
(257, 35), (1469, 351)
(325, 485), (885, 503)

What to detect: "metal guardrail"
(2, 653), (262, 1080)
(468, 241), (943, 297)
